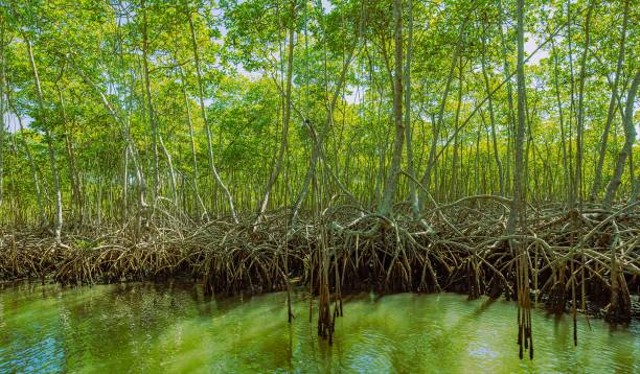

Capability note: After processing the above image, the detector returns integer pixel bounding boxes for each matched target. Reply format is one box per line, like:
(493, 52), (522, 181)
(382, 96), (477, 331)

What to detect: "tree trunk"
(574, 2), (594, 207)
(512, 0), (533, 360)
(450, 60), (464, 201)
(6, 91), (45, 223)
(158, 134), (178, 206)
(188, 9), (238, 222)
(122, 146), (129, 223)
(497, 0), (517, 195)
(141, 0), (161, 201)
(179, 66), (207, 218)
(508, 0), (527, 235)
(55, 80), (83, 224)
(481, 31), (504, 196)
(591, 0), (629, 200)
(72, 62), (148, 209)
(26, 39), (64, 243)
(255, 1), (296, 224)
(403, 0), (419, 218)
(603, 71), (640, 207)
(378, 0), (404, 217)
(290, 54), (355, 226)
(549, 38), (571, 205)
(566, 2), (577, 210)
(420, 21), (466, 203)
(0, 22), (5, 208)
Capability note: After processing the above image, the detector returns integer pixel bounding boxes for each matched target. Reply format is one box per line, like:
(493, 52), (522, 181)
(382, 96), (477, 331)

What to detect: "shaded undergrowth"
(2, 198), (639, 328)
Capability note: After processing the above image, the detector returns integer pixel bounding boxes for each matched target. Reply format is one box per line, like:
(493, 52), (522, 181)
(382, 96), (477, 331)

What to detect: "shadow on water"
(0, 283), (639, 373)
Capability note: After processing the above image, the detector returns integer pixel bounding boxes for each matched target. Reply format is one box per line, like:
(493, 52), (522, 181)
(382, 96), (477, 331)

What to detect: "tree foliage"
(0, 0), (639, 227)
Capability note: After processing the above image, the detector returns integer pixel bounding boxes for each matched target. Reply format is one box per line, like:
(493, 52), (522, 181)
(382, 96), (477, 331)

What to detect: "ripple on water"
(1, 285), (639, 373)
(0, 335), (64, 373)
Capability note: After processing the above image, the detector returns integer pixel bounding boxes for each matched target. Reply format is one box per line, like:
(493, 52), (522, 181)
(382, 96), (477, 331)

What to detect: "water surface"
(1, 282), (638, 373)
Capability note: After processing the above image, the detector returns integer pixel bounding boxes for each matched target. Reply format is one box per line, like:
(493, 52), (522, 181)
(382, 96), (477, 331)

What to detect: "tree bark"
(566, 2), (577, 209)
(591, 0), (629, 200)
(26, 38), (64, 243)
(188, 9), (238, 222)
(377, 0), (404, 217)
(141, 0), (161, 201)
(507, 0), (527, 235)
(0, 22), (5, 208)
(498, 0), (517, 195)
(512, 0), (533, 360)
(550, 38), (570, 204)
(179, 66), (207, 218)
(574, 2), (594, 207)
(54, 78), (83, 224)
(158, 134), (179, 206)
(420, 20), (466, 203)
(289, 0), (367, 226)
(603, 71), (640, 207)
(481, 28), (504, 196)
(403, 0), (419, 218)
(72, 62), (148, 210)
(6, 85), (46, 225)
(255, 0), (296, 225)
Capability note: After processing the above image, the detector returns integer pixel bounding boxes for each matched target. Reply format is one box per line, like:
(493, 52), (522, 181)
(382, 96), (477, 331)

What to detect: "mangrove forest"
(1, 0), (640, 370)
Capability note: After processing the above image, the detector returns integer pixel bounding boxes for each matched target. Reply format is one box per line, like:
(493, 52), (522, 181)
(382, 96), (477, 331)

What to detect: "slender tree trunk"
(481, 31), (504, 196)
(378, 0), (404, 217)
(566, 2), (577, 209)
(508, 0), (527, 235)
(574, 2), (594, 207)
(141, 0), (161, 201)
(6, 91), (45, 223)
(255, 1), (296, 224)
(512, 0), (533, 360)
(26, 39), (63, 243)
(497, 0), (517, 192)
(603, 71), (640, 207)
(141, 12), (178, 208)
(188, 10), (238, 222)
(307, 8), (364, 208)
(0, 22), (5, 208)
(450, 60), (464, 201)
(55, 80), (83, 223)
(474, 122), (481, 195)
(375, 87), (387, 205)
(179, 67), (207, 218)
(114, 7), (147, 213)
(403, 0), (419, 218)
(420, 20), (466, 203)
(549, 38), (571, 205)
(158, 134), (178, 206)
(72, 63), (147, 209)
(122, 146), (129, 222)
(591, 0), (629, 200)
(290, 50), (356, 226)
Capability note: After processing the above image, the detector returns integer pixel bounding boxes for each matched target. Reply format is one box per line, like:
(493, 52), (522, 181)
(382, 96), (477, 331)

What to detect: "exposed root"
(2, 199), (640, 326)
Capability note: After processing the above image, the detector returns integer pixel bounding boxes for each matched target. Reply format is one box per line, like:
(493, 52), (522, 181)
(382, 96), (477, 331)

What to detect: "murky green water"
(1, 282), (638, 373)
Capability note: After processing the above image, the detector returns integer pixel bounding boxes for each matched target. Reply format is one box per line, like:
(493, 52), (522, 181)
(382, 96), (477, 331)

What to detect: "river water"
(1, 282), (638, 373)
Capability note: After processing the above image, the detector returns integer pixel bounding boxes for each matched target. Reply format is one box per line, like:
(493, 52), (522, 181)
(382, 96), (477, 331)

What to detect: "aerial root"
(1, 201), (639, 323)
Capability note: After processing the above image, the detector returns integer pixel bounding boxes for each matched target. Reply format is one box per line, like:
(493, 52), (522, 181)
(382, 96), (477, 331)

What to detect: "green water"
(1, 283), (638, 373)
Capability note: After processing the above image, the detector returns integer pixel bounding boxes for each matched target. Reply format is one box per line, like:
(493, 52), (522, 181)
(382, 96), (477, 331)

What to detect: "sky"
(525, 34), (549, 65)
(3, 113), (21, 133)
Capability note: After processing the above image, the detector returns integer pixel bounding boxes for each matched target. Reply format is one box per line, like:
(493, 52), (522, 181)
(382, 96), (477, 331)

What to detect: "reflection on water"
(1, 282), (638, 373)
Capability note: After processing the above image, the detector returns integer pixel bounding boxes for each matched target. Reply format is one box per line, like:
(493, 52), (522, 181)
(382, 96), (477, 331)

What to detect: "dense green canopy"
(0, 0), (639, 228)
